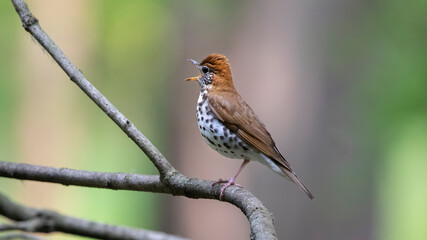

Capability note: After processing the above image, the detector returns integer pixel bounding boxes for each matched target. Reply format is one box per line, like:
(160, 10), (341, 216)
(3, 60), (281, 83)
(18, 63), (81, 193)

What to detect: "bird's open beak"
(185, 59), (201, 81)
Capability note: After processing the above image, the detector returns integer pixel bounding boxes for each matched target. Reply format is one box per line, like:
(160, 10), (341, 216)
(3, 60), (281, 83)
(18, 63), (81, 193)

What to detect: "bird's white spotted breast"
(196, 89), (259, 160)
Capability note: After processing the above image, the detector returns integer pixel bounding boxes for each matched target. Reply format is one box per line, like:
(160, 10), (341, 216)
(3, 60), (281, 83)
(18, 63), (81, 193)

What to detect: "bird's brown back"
(207, 89), (292, 172)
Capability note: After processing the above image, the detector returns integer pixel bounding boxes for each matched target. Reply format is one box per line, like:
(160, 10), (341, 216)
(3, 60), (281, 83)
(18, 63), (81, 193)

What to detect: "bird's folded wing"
(208, 91), (292, 171)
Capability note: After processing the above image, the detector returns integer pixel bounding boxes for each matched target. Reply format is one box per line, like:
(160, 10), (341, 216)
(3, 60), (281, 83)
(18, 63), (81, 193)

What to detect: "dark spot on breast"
(202, 94), (207, 101)
(201, 116), (204, 121)
(205, 119), (209, 123)
(238, 142), (243, 147)
(209, 117), (214, 121)
(217, 144), (222, 147)
(220, 136), (224, 140)
(214, 136), (218, 140)
(240, 155), (245, 158)
(207, 138), (215, 145)
(210, 129), (214, 133)
(207, 111), (212, 116)
(214, 129), (218, 133)
(202, 127), (206, 131)
(228, 137), (233, 142)
(210, 124), (213, 129)
(224, 131), (228, 137)
(231, 151), (234, 154)
(199, 126), (202, 129)
(224, 143), (231, 149)
(205, 106), (209, 111)
(224, 151), (228, 153)
(234, 136), (238, 141)
(242, 146), (249, 151)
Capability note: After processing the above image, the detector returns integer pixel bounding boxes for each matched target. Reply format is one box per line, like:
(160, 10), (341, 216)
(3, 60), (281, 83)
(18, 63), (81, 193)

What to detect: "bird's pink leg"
(212, 159), (250, 200)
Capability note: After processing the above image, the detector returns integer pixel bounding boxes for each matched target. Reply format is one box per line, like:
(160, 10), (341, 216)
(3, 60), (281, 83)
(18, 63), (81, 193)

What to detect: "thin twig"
(0, 233), (43, 240)
(9, 0), (278, 239)
(0, 193), (189, 240)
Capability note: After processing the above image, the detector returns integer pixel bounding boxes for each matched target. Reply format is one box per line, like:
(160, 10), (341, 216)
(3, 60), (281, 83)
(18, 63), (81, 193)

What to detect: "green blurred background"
(0, 0), (426, 239)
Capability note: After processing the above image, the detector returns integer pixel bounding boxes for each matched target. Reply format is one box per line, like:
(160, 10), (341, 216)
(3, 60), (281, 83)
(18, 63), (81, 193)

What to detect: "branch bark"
(0, 161), (166, 193)
(8, 0), (278, 239)
(0, 233), (43, 240)
(0, 192), (189, 240)
(0, 161), (277, 239)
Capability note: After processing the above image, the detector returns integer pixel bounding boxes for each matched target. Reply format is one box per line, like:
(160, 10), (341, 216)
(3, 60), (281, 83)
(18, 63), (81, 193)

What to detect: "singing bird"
(186, 53), (313, 200)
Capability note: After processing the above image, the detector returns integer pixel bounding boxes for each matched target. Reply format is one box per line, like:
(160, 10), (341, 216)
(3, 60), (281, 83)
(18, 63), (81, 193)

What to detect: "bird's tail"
(258, 153), (314, 199)
(285, 169), (314, 200)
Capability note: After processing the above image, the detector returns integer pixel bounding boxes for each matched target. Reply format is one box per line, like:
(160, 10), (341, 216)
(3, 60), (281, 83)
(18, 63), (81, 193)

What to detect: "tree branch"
(0, 161), (166, 193)
(0, 193), (189, 240)
(9, 0), (278, 239)
(0, 161), (277, 239)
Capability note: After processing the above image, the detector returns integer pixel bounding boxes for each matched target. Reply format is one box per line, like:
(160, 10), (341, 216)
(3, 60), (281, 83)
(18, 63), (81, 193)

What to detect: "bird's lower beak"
(185, 59), (201, 81)
(185, 76), (200, 81)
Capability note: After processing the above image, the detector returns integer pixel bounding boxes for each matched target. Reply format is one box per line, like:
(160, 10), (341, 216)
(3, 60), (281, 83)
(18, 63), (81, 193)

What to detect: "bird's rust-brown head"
(186, 53), (235, 91)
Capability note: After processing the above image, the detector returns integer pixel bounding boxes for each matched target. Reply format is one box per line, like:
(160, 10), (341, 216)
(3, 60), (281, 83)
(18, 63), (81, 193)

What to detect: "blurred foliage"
(378, 120), (427, 240)
(318, 0), (427, 238)
(0, 1), (19, 171)
(366, 0), (427, 239)
(69, 0), (177, 236)
(0, 0), (178, 239)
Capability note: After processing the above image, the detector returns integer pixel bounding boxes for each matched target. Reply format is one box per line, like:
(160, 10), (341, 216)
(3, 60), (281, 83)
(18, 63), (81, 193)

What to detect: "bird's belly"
(196, 91), (258, 160)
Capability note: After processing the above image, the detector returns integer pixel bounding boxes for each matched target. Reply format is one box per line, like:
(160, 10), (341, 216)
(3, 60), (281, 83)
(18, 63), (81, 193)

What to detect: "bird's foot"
(212, 178), (243, 188)
(212, 178), (243, 200)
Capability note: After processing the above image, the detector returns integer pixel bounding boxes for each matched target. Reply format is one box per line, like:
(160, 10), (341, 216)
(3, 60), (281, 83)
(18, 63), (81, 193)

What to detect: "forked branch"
(6, 0), (278, 239)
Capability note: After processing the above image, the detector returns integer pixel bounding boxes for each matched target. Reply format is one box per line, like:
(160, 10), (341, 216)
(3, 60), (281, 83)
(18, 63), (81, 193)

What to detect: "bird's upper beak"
(185, 59), (201, 81)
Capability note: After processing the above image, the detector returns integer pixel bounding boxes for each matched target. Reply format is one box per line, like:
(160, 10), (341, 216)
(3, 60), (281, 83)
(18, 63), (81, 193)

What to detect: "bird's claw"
(212, 178), (243, 200)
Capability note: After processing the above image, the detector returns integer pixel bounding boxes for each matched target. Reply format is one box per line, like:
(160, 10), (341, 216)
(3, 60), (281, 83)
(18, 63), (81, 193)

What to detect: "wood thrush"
(186, 53), (314, 200)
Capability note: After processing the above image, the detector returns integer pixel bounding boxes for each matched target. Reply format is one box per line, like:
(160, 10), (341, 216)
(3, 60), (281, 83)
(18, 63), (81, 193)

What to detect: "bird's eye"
(201, 66), (209, 74)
